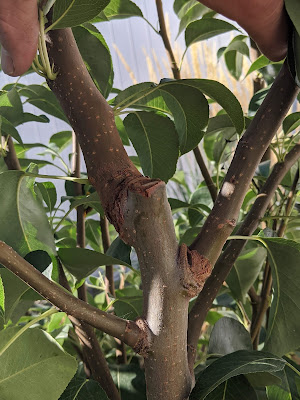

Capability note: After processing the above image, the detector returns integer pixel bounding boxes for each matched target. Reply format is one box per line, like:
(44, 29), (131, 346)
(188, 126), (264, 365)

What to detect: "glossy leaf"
(282, 112), (300, 134)
(226, 244), (267, 301)
(244, 55), (273, 78)
(101, 0), (143, 20)
(0, 170), (56, 256)
(205, 375), (258, 400)
(176, 2), (209, 37)
(36, 182), (57, 213)
(0, 116), (22, 144)
(73, 25), (113, 98)
(106, 236), (132, 266)
(58, 248), (132, 281)
(182, 79), (244, 134)
(190, 351), (286, 400)
(114, 287), (143, 320)
(255, 238), (300, 356)
(185, 18), (239, 48)
(208, 317), (252, 356)
(20, 85), (69, 123)
(124, 112), (179, 182)
(0, 269), (32, 326)
(60, 373), (109, 399)
(49, 131), (73, 152)
(113, 82), (171, 114)
(52, 0), (110, 29)
(0, 327), (77, 400)
(160, 83), (208, 153)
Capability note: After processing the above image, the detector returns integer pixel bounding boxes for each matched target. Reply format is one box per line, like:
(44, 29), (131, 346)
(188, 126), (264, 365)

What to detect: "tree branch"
(155, 0), (180, 79)
(4, 136), (21, 171)
(187, 142), (300, 366)
(0, 241), (144, 349)
(190, 61), (299, 265)
(58, 264), (121, 400)
(193, 146), (218, 202)
(100, 216), (115, 297)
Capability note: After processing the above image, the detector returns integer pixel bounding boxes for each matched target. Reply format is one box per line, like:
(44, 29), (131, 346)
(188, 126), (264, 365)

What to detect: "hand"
(0, 0), (39, 76)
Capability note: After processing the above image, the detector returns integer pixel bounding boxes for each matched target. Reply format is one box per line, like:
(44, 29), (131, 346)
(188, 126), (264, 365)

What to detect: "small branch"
(58, 264), (121, 400)
(0, 241), (144, 349)
(187, 143), (300, 367)
(193, 146), (218, 202)
(190, 62), (299, 265)
(251, 262), (272, 346)
(155, 0), (181, 79)
(3, 136), (21, 171)
(100, 216), (115, 297)
(277, 168), (299, 237)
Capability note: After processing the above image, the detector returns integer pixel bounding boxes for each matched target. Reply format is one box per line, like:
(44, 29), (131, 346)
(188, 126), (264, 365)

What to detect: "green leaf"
(114, 287), (143, 320)
(49, 131), (73, 152)
(225, 50), (244, 81)
(60, 372), (109, 399)
(114, 80), (244, 136)
(208, 317), (253, 356)
(244, 55), (273, 78)
(177, 3), (210, 37)
(160, 83), (208, 153)
(52, 0), (110, 29)
(185, 18), (239, 48)
(181, 79), (244, 134)
(113, 82), (171, 114)
(0, 88), (23, 126)
(101, 0), (143, 20)
(123, 112), (179, 182)
(20, 85), (69, 123)
(205, 375), (258, 400)
(24, 250), (52, 273)
(0, 170), (56, 257)
(58, 248), (132, 281)
(109, 364), (146, 400)
(0, 327), (77, 400)
(266, 384), (291, 400)
(190, 351), (286, 400)
(115, 116), (130, 145)
(36, 182), (57, 213)
(106, 236), (132, 266)
(47, 312), (71, 333)
(285, 0), (300, 38)
(85, 219), (102, 251)
(282, 112), (300, 134)
(0, 115), (22, 145)
(226, 244), (267, 301)
(73, 25), (113, 98)
(0, 92), (12, 107)
(0, 269), (31, 326)
(255, 238), (300, 356)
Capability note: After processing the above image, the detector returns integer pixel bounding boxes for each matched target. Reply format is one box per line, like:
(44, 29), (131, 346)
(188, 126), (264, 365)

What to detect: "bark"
(190, 61), (299, 265)
(45, 28), (205, 399)
(188, 143), (300, 366)
(0, 241), (142, 348)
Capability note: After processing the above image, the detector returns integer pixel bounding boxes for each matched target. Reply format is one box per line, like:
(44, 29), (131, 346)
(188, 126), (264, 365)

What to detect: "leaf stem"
(45, 0), (75, 33)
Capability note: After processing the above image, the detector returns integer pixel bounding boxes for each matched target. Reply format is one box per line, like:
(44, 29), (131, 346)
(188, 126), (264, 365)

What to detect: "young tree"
(1, 1), (300, 399)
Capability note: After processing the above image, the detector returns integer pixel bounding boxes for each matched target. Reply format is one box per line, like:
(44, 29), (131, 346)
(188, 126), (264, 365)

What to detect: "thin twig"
(3, 136), (21, 171)
(155, 0), (181, 79)
(193, 146), (217, 202)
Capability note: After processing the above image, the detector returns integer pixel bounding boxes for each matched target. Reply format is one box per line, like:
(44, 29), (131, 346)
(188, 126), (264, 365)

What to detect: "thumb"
(0, 0), (39, 76)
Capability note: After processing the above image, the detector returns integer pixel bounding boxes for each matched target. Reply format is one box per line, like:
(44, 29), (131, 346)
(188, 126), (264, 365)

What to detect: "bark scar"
(178, 243), (212, 298)
(126, 318), (151, 356)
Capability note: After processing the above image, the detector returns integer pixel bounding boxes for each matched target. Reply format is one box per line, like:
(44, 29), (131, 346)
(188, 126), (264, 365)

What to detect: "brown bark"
(188, 143), (300, 366)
